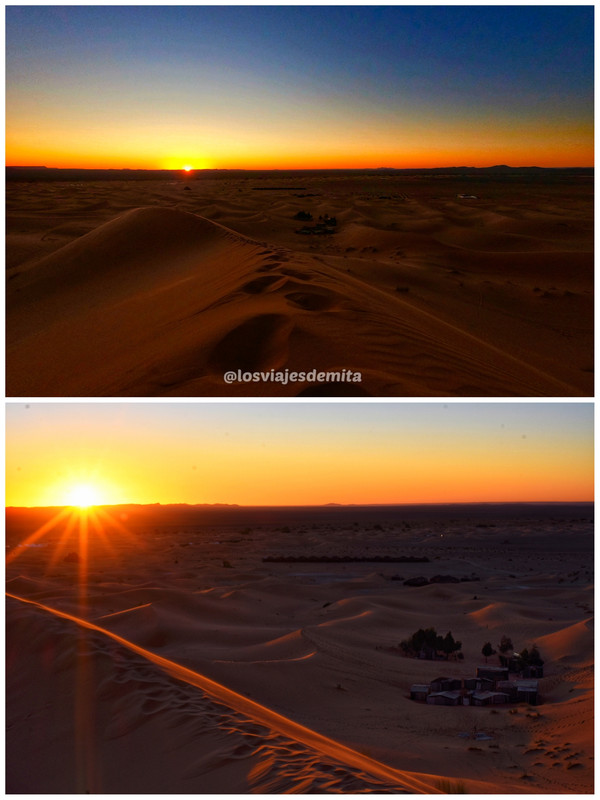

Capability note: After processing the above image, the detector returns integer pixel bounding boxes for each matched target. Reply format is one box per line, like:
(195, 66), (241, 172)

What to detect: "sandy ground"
(6, 174), (593, 396)
(6, 503), (594, 793)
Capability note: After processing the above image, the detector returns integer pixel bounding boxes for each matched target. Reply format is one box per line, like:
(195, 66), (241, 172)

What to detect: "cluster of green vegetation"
(294, 212), (338, 235)
(519, 645), (544, 667)
(481, 641), (496, 662)
(482, 634), (544, 666)
(400, 627), (462, 660)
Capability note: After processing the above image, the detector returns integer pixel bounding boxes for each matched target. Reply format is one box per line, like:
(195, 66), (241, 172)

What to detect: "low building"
(516, 679), (539, 705)
(410, 684), (430, 702)
(430, 676), (451, 692)
(476, 666), (509, 683)
(495, 680), (519, 702)
(427, 691), (462, 706)
(472, 691), (509, 706)
(408, 668), (541, 707)
(430, 677), (462, 692)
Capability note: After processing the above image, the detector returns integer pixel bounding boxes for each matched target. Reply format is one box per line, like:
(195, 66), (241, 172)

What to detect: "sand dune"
(535, 619), (594, 666)
(6, 174), (592, 396)
(6, 504), (593, 793)
(7, 592), (454, 794)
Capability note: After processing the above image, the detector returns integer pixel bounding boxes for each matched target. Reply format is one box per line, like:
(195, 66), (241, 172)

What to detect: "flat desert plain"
(6, 503), (593, 793)
(6, 171), (593, 397)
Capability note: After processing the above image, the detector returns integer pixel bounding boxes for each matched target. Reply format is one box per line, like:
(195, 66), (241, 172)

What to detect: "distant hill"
(5, 165), (593, 182)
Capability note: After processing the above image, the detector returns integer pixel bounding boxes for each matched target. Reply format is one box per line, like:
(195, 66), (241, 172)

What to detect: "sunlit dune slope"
(535, 618), (594, 667)
(8, 592), (492, 794)
(6, 205), (585, 397)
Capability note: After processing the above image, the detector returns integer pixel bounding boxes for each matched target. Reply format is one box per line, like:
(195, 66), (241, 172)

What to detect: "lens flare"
(65, 484), (102, 508)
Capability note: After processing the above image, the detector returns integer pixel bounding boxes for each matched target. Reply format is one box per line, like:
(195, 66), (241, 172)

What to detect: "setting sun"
(65, 483), (103, 508)
(5, 403), (594, 508)
(182, 165), (193, 172)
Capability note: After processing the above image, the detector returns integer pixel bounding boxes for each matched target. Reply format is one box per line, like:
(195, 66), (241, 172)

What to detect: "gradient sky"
(5, 402), (593, 507)
(6, 6), (593, 169)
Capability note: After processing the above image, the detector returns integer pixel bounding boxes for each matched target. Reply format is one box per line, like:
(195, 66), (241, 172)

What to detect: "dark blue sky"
(6, 6), (594, 168)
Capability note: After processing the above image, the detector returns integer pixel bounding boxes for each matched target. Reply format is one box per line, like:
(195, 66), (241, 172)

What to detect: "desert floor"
(6, 503), (593, 793)
(6, 173), (593, 396)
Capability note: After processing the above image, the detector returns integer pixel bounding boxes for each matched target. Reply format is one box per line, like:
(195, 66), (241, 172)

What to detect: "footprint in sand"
(257, 261), (282, 272)
(208, 313), (293, 373)
(281, 267), (310, 280)
(285, 289), (337, 311)
(241, 275), (286, 294)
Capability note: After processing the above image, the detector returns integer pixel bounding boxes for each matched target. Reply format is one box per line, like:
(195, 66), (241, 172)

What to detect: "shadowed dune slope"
(8, 206), (238, 300)
(9, 592), (485, 794)
(6, 205), (586, 397)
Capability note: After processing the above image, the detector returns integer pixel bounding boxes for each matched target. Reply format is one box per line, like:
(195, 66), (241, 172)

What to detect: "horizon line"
(6, 499), (594, 511)
(5, 164), (595, 172)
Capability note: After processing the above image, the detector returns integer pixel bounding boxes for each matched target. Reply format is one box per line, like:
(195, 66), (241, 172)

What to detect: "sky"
(5, 402), (593, 507)
(5, 6), (593, 170)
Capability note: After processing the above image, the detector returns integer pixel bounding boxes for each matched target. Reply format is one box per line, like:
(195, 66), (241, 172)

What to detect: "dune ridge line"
(7, 590), (447, 794)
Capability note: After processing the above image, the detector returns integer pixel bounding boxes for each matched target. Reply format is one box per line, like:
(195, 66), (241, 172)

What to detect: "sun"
(65, 483), (103, 508)
(182, 165), (193, 172)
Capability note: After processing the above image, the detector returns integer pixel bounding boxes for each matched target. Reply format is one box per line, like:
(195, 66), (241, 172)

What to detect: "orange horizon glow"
(4, 153), (594, 171)
(5, 124), (594, 172)
(5, 404), (593, 509)
(6, 8), (592, 174)
(5, 454), (594, 507)
(5, 498), (594, 510)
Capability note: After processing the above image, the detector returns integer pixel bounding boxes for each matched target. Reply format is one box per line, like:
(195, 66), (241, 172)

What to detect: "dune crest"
(7, 591), (456, 794)
(7, 172), (592, 396)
